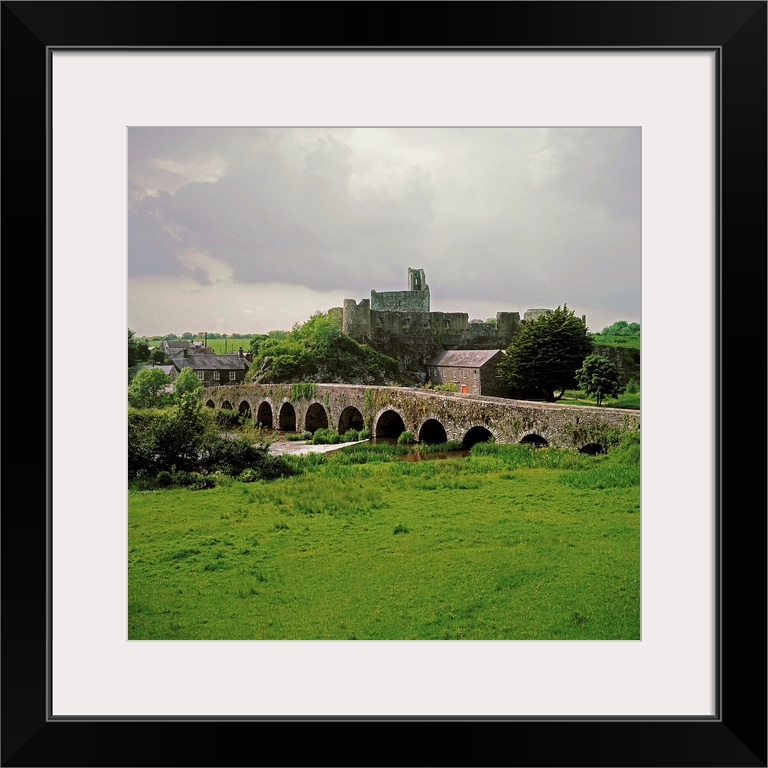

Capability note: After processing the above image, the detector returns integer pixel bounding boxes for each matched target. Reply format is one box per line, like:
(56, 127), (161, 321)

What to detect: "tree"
(498, 305), (593, 402)
(173, 366), (203, 400)
(128, 328), (150, 369)
(246, 311), (399, 385)
(150, 348), (169, 365)
(600, 320), (640, 337)
(128, 367), (173, 408)
(575, 354), (623, 406)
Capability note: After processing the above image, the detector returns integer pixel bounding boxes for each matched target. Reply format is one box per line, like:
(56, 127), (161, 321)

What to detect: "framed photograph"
(4, 2), (765, 765)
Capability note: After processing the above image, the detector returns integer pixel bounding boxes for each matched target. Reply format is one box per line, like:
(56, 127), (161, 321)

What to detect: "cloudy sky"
(128, 127), (640, 337)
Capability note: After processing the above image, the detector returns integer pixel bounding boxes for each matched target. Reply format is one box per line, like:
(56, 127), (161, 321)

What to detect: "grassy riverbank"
(128, 437), (640, 640)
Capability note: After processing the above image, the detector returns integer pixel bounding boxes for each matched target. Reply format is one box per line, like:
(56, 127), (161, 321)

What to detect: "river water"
(267, 434), (470, 461)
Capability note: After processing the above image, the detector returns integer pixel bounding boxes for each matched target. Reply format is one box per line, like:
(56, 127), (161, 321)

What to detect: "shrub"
(312, 429), (343, 445)
(358, 428), (372, 440)
(397, 431), (415, 445)
(216, 407), (241, 428)
(284, 432), (307, 441)
(201, 436), (296, 479)
(393, 523), (410, 535)
(311, 428), (329, 445)
(156, 470), (174, 488)
(624, 378), (639, 394)
(238, 468), (261, 483)
(433, 383), (458, 392)
(341, 429), (359, 442)
(191, 476), (216, 490)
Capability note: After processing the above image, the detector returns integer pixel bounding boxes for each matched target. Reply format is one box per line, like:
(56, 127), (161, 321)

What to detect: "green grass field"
(129, 439), (640, 640)
(590, 333), (640, 350)
(140, 336), (253, 355)
(558, 390), (640, 409)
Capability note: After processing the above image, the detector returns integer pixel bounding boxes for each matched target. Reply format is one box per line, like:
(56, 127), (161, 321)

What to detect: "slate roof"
(164, 340), (194, 349)
(174, 356), (250, 371)
(428, 349), (505, 368)
(168, 346), (215, 358)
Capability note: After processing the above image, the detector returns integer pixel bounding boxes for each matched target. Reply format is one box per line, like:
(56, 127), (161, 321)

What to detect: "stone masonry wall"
(370, 288), (431, 313)
(203, 383), (640, 450)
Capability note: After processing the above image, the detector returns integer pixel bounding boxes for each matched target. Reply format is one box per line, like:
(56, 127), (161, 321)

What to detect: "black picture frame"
(3, 2), (765, 766)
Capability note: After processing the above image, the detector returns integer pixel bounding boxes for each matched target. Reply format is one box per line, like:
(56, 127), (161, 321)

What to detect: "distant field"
(559, 390), (640, 409)
(590, 334), (640, 350)
(140, 336), (255, 354)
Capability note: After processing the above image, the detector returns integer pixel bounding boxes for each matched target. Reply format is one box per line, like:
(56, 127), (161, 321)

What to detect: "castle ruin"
(339, 268), (557, 378)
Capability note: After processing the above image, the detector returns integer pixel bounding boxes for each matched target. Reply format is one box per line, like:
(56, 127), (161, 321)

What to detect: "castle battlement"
(340, 268), (527, 371)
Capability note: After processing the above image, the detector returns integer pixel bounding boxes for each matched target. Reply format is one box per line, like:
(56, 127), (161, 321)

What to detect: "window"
(213, 371), (221, 380)
(196, 371), (205, 380)
(229, 371), (236, 381)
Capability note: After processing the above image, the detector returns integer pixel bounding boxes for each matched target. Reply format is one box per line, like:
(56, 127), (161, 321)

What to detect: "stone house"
(171, 348), (251, 387)
(427, 349), (508, 397)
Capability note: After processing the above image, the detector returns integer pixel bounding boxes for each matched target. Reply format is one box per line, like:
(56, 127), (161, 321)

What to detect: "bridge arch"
(200, 383), (640, 449)
(238, 400), (251, 419)
(462, 425), (496, 448)
(338, 405), (364, 434)
(520, 432), (549, 448)
(305, 402), (329, 433)
(278, 402), (296, 431)
(256, 401), (273, 429)
(418, 418), (448, 445)
(579, 442), (605, 455)
(374, 407), (409, 439)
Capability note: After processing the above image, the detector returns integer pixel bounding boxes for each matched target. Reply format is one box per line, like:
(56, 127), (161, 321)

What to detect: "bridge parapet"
(202, 383), (639, 450)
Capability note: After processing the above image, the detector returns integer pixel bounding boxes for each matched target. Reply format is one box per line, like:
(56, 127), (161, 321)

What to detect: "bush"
(191, 476), (217, 490)
(156, 470), (174, 488)
(341, 429), (359, 442)
(397, 431), (415, 445)
(312, 429), (343, 445)
(358, 428), (372, 440)
(433, 383), (458, 392)
(202, 436), (269, 475)
(216, 407), (241, 428)
(393, 523), (410, 535)
(238, 468), (261, 483)
(624, 378), (639, 394)
(311, 428), (329, 445)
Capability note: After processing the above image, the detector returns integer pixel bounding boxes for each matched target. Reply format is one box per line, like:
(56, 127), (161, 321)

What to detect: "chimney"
(183, 348), (188, 358)
(238, 346), (243, 359)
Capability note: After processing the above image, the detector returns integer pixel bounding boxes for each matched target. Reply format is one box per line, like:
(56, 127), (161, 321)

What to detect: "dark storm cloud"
(128, 128), (434, 293)
(128, 127), (640, 333)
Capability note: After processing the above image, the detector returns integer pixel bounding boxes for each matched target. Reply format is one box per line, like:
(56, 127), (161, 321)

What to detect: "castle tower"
(408, 268), (427, 292)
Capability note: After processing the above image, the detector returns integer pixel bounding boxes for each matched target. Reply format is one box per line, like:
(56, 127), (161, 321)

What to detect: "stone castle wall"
(370, 287), (431, 313)
(340, 269), (533, 376)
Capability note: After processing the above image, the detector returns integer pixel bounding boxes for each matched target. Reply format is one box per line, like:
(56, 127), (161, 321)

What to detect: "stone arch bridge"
(201, 383), (640, 452)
